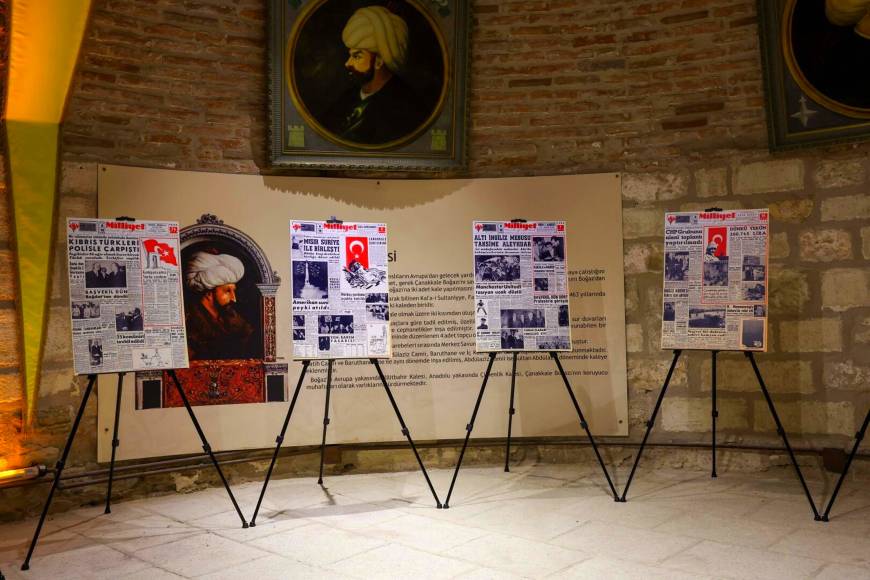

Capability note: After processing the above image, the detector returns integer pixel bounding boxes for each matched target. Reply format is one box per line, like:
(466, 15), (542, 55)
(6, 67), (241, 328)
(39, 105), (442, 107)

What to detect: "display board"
(473, 221), (570, 352)
(291, 220), (391, 359)
(67, 218), (189, 375)
(96, 166), (628, 461)
(661, 209), (770, 352)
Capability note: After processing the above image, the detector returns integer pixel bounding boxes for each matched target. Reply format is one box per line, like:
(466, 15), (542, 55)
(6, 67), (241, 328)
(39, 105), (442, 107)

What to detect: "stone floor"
(1, 462), (869, 579)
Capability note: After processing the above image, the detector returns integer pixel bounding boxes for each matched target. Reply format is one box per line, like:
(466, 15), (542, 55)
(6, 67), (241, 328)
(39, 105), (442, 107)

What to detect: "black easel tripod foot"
(504, 352), (518, 473)
(21, 374), (98, 571)
(250, 360), (311, 527)
(317, 360), (335, 486)
(446, 351), (619, 507)
(618, 350), (821, 520)
(550, 352), (620, 501)
(745, 351), (820, 520)
(255, 358), (442, 520)
(618, 350), (682, 503)
(820, 404), (869, 522)
(711, 350), (718, 479)
(167, 370), (249, 528)
(21, 372), (127, 566)
(371, 359), (442, 508)
(105, 372), (126, 514)
(443, 352), (498, 509)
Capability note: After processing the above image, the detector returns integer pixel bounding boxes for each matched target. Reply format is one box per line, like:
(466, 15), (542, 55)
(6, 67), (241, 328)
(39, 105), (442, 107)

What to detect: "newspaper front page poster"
(661, 209), (770, 352)
(473, 221), (571, 352)
(67, 218), (190, 375)
(291, 220), (391, 359)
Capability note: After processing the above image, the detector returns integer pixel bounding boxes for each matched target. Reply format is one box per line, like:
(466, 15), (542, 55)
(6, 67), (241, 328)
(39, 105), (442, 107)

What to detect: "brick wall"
(1, 0), (868, 517)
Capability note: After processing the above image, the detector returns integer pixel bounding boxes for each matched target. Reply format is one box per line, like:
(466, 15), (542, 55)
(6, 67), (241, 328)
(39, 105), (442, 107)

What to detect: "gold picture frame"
(758, 0), (870, 150)
(269, 0), (469, 170)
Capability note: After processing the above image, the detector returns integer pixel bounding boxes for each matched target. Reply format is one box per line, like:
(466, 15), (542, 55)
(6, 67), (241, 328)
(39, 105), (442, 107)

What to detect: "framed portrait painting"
(269, 0), (470, 171)
(758, 0), (870, 150)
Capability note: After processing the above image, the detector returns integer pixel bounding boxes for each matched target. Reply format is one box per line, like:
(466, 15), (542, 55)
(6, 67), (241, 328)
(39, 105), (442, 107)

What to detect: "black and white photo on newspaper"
(66, 218), (189, 375)
(661, 209), (770, 352)
(472, 221), (571, 352)
(290, 221), (391, 359)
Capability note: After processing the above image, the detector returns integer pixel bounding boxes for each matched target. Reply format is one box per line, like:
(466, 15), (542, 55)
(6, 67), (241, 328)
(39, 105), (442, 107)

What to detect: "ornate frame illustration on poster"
(269, 0), (470, 170)
(135, 214), (289, 410)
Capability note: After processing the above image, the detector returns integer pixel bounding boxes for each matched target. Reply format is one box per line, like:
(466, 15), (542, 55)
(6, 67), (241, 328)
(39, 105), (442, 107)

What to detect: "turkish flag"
(346, 236), (369, 269)
(143, 239), (179, 266)
(706, 227), (728, 259)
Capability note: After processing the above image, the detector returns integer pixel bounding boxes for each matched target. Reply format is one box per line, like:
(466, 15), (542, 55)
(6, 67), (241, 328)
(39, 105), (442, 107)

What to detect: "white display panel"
(67, 218), (189, 375)
(290, 220), (391, 359)
(472, 221), (571, 352)
(661, 209), (770, 352)
(97, 166), (628, 461)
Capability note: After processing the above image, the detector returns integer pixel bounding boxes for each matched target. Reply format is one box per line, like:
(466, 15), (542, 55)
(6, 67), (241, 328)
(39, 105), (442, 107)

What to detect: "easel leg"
(317, 359), (334, 485)
(711, 351), (718, 479)
(167, 369), (248, 528)
(250, 360), (310, 526)
(822, 406), (869, 521)
(21, 374), (97, 570)
(504, 352), (518, 472)
(745, 352), (820, 519)
(444, 352), (498, 508)
(551, 352), (620, 501)
(371, 359), (442, 508)
(619, 350), (682, 502)
(105, 372), (125, 514)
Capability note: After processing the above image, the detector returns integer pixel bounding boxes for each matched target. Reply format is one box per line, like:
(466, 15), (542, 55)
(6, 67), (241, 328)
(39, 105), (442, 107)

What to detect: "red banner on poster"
(346, 236), (369, 269)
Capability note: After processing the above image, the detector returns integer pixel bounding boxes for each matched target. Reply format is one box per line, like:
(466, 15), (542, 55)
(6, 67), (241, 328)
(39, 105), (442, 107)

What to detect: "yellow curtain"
(4, 0), (92, 426)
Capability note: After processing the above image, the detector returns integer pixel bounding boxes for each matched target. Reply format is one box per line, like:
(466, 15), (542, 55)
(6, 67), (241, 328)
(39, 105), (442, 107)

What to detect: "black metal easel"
(443, 350), (620, 508)
(820, 404), (869, 521)
(21, 369), (248, 571)
(618, 349), (821, 519)
(250, 357), (442, 526)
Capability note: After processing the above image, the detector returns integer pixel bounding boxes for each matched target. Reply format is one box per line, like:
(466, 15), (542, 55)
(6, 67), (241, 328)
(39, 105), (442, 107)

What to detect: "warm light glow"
(0, 467), (27, 480)
(0, 465), (42, 483)
(3, 0), (94, 426)
(6, 0), (93, 123)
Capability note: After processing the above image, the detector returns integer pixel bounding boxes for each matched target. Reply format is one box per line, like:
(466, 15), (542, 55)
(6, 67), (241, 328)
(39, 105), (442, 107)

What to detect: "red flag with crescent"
(346, 236), (369, 269)
(143, 239), (179, 266)
(706, 227), (728, 259)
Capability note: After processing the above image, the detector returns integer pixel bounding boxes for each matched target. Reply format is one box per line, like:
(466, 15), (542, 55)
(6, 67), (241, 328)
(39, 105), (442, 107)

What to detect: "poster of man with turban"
(270, 0), (469, 170)
(320, 6), (422, 144)
(184, 250), (258, 360)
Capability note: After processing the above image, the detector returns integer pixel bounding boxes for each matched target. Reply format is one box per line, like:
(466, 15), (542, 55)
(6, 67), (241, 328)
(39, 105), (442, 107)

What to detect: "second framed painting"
(270, 0), (470, 171)
(758, 0), (870, 150)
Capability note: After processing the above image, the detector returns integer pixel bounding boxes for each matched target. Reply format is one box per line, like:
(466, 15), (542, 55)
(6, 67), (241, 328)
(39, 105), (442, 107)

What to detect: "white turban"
(342, 6), (409, 73)
(825, 0), (870, 26)
(186, 252), (244, 292)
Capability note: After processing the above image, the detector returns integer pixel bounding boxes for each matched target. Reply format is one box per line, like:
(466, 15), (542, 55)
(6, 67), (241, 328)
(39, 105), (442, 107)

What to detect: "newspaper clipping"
(473, 221), (571, 352)
(291, 221), (391, 359)
(661, 209), (770, 351)
(67, 218), (189, 375)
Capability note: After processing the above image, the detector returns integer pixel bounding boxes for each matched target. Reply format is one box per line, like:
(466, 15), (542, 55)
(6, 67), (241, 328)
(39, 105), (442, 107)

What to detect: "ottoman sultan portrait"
(270, 0), (469, 170)
(134, 215), (288, 410)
